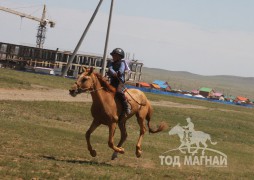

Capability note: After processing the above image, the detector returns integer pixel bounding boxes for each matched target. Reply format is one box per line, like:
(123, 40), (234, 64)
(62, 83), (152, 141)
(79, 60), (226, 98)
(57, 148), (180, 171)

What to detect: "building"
(0, 42), (143, 82)
(234, 96), (250, 104)
(191, 90), (199, 95)
(211, 92), (224, 100)
(199, 87), (214, 98)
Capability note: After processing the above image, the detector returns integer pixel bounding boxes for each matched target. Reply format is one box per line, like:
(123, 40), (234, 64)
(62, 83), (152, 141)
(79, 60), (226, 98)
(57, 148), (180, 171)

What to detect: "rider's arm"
(108, 61), (117, 76)
(118, 61), (125, 75)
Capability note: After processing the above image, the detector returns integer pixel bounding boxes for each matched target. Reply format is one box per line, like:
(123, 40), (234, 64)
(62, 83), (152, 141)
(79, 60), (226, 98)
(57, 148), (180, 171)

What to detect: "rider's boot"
(117, 92), (131, 116)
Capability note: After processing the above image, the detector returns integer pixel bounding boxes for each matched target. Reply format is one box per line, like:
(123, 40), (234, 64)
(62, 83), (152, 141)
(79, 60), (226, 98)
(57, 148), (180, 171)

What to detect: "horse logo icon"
(160, 117), (227, 167)
(168, 117), (217, 156)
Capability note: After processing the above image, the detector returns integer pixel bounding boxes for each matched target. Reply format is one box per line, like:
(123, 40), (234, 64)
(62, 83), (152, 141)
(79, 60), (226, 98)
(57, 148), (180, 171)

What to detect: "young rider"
(182, 117), (195, 143)
(108, 48), (131, 116)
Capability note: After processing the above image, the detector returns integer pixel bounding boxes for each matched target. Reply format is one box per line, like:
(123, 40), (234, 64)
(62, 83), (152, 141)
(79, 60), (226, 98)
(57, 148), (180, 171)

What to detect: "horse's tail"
(146, 102), (168, 133)
(208, 136), (217, 145)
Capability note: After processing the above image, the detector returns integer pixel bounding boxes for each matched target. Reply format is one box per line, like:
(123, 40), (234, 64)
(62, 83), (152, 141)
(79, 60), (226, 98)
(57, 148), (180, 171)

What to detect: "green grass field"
(0, 68), (73, 90)
(0, 68), (254, 179)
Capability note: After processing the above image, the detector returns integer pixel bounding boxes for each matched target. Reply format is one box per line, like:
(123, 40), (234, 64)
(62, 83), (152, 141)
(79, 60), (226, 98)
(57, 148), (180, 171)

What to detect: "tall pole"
(61, 0), (104, 77)
(101, 0), (114, 76)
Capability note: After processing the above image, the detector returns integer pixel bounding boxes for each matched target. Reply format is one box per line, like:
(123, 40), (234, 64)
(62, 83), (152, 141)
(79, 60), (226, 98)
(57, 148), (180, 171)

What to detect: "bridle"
(75, 74), (104, 94)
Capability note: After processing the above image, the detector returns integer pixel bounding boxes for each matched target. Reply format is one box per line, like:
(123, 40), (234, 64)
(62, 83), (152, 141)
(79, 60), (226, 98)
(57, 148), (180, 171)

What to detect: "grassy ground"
(1, 101), (254, 179)
(0, 68), (73, 90)
(0, 69), (254, 179)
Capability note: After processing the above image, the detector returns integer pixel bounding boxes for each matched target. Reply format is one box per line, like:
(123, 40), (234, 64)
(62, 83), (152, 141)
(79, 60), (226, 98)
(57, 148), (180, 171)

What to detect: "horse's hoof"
(118, 147), (125, 154)
(90, 150), (97, 157)
(111, 152), (118, 160)
(136, 150), (142, 158)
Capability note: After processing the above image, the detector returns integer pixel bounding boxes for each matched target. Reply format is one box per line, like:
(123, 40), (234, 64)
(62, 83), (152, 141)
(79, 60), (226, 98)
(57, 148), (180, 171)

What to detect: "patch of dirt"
(0, 88), (206, 109)
(152, 101), (207, 109)
(0, 88), (91, 102)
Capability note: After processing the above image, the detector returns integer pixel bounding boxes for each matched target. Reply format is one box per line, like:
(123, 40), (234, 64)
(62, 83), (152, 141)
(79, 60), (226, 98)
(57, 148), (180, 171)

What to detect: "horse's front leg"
(85, 119), (101, 157)
(178, 142), (187, 154)
(192, 142), (200, 155)
(108, 122), (125, 154)
(111, 119), (127, 160)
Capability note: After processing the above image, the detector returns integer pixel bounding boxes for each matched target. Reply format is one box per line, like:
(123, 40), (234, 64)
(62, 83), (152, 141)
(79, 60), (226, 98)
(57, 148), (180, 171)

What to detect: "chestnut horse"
(69, 67), (167, 159)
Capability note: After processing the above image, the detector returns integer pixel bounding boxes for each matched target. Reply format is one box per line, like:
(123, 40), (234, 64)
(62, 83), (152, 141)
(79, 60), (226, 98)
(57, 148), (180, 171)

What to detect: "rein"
(81, 87), (104, 93)
(124, 88), (146, 106)
(115, 76), (146, 106)
(89, 87), (104, 93)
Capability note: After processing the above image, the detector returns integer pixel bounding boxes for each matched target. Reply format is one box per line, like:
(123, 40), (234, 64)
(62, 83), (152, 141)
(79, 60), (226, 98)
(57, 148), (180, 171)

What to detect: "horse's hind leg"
(85, 119), (100, 157)
(136, 117), (146, 158)
(201, 141), (208, 156)
(111, 119), (127, 160)
(108, 122), (125, 154)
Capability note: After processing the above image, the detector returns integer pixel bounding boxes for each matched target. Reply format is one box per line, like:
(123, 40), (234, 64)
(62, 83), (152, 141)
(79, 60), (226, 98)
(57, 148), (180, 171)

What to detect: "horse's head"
(168, 123), (184, 135)
(69, 67), (95, 97)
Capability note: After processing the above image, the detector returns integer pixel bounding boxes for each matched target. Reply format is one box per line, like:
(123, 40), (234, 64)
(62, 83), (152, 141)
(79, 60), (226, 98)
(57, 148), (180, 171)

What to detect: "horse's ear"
(82, 66), (87, 72)
(88, 67), (94, 75)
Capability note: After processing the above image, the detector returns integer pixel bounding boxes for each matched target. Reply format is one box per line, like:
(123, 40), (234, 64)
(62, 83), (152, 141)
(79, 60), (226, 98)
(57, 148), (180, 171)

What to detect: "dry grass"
(0, 100), (254, 179)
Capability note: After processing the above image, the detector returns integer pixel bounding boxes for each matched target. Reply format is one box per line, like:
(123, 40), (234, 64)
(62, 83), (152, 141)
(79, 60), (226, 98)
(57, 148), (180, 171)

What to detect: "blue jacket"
(108, 60), (125, 86)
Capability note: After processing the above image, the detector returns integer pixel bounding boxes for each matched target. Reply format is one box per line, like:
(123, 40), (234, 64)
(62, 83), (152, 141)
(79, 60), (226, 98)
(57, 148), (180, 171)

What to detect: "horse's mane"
(94, 73), (116, 94)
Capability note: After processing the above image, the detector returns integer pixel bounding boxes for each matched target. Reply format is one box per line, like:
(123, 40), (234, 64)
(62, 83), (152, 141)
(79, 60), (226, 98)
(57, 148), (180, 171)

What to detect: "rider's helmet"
(110, 48), (125, 59)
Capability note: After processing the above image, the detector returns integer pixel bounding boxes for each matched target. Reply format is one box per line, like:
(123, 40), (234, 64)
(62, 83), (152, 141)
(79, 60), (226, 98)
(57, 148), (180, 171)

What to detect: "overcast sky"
(1, 0), (254, 77)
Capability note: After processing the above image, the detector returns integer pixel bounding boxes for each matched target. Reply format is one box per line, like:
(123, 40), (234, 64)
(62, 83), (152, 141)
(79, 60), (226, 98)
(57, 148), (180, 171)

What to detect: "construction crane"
(0, 4), (55, 48)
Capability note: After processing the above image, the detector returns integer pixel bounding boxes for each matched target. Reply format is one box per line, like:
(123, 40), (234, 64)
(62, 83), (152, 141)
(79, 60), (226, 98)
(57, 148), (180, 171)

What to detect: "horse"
(69, 67), (167, 159)
(168, 124), (217, 155)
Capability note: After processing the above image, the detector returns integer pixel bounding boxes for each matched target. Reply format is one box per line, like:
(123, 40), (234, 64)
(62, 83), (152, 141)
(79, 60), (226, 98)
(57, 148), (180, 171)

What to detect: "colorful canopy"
(138, 82), (150, 87)
(151, 83), (161, 89)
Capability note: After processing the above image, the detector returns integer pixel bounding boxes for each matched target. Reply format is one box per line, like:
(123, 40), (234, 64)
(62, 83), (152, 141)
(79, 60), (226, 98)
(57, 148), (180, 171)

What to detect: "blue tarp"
(152, 80), (169, 89)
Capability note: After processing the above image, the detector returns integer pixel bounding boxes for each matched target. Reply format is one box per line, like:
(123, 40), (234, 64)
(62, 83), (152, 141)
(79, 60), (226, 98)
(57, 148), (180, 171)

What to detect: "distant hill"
(141, 67), (254, 99)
